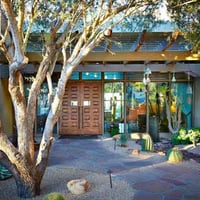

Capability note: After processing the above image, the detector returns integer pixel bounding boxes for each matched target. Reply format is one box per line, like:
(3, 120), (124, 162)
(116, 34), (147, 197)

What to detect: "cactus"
(167, 147), (183, 163)
(141, 134), (154, 152)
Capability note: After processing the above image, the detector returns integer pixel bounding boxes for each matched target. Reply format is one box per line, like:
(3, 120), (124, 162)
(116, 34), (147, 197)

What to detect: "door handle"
(78, 105), (84, 129)
(81, 106), (84, 129)
(78, 106), (81, 129)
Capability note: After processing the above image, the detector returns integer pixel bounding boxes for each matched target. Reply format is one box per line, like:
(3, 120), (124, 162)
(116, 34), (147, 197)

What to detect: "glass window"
(82, 72), (101, 80)
(155, 82), (192, 132)
(36, 83), (58, 133)
(172, 82), (192, 129)
(126, 72), (143, 81)
(70, 72), (79, 80)
(126, 82), (146, 133)
(104, 72), (123, 80)
(104, 82), (124, 134)
(125, 81), (193, 134)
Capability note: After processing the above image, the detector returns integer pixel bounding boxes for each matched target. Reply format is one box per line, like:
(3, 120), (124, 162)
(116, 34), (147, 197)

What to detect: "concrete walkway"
(48, 135), (200, 200)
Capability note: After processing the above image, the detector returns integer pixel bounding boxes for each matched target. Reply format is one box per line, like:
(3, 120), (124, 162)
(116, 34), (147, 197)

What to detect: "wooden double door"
(59, 81), (102, 135)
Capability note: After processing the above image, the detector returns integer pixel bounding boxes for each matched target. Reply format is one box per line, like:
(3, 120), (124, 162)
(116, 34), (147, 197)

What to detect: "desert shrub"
(171, 127), (200, 146)
(171, 127), (190, 145)
(187, 128), (200, 146)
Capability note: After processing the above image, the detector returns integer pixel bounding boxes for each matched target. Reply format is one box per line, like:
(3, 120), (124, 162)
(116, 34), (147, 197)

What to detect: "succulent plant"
(141, 134), (154, 152)
(43, 192), (66, 200)
(167, 147), (183, 163)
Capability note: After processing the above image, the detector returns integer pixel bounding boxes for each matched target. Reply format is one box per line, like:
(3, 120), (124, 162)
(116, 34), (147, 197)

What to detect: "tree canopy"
(167, 0), (200, 52)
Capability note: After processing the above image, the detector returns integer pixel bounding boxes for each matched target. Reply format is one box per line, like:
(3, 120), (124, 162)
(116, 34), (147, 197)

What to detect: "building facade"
(0, 32), (200, 138)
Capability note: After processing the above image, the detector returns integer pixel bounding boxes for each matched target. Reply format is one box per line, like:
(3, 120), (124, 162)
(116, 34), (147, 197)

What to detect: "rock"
(154, 140), (173, 153)
(132, 149), (140, 155)
(67, 179), (91, 195)
(157, 151), (166, 156)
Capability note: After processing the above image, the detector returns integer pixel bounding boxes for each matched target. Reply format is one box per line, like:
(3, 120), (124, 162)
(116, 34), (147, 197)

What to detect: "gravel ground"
(0, 138), (199, 200)
(179, 143), (200, 155)
(179, 143), (200, 163)
(0, 166), (135, 200)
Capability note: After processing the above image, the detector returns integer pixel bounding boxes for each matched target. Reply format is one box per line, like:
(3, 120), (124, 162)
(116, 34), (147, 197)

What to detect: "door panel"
(60, 81), (102, 135)
(62, 83), (80, 133)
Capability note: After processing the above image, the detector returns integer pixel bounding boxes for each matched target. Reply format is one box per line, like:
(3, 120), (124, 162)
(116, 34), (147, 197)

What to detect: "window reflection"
(36, 83), (57, 134)
(104, 82), (124, 134)
(70, 72), (79, 80)
(82, 72), (101, 80)
(104, 72), (123, 80)
(126, 82), (146, 133)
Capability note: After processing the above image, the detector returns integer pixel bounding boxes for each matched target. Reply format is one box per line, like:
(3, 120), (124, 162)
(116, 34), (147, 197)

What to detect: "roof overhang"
(0, 32), (200, 77)
(25, 51), (199, 63)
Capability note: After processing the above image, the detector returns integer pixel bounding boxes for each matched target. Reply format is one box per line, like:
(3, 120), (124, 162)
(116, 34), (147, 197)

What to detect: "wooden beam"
(86, 51), (195, 62)
(24, 51), (198, 63)
(0, 50), (198, 64)
(134, 30), (147, 51)
(21, 63), (200, 74)
(162, 30), (179, 51)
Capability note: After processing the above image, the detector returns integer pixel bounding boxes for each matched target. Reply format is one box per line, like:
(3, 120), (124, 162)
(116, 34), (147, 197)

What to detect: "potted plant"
(110, 123), (119, 137)
(120, 133), (127, 147)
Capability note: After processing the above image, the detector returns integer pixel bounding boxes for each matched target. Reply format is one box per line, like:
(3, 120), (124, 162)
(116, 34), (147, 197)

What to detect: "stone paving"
(48, 136), (200, 200)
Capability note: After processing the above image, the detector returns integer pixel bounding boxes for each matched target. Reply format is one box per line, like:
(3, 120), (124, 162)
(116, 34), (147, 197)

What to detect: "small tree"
(0, 0), (160, 198)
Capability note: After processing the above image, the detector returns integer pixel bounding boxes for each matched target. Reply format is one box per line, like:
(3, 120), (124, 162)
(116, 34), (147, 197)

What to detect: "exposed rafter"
(134, 30), (147, 52)
(0, 32), (199, 64)
(105, 39), (112, 52)
(162, 30), (179, 51)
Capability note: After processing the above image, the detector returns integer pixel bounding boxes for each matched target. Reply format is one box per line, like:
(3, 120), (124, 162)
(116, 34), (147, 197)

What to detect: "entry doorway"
(59, 81), (102, 135)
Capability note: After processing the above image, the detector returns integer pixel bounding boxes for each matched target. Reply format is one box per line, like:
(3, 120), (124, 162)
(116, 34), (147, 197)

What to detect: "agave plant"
(187, 128), (200, 147)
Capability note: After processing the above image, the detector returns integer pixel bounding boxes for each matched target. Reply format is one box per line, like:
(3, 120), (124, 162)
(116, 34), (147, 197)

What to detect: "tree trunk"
(15, 176), (37, 198)
(8, 164), (42, 198)
(13, 169), (44, 198)
(0, 144), (44, 198)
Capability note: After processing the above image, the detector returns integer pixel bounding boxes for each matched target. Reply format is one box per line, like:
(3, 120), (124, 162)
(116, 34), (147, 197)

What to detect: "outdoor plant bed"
(153, 139), (200, 163)
(180, 150), (200, 163)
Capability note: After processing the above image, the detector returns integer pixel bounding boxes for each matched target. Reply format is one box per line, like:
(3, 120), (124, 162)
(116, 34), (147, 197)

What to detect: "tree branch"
(23, 0), (39, 51)
(18, 0), (25, 37)
(1, 0), (27, 64)
(0, 14), (13, 62)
